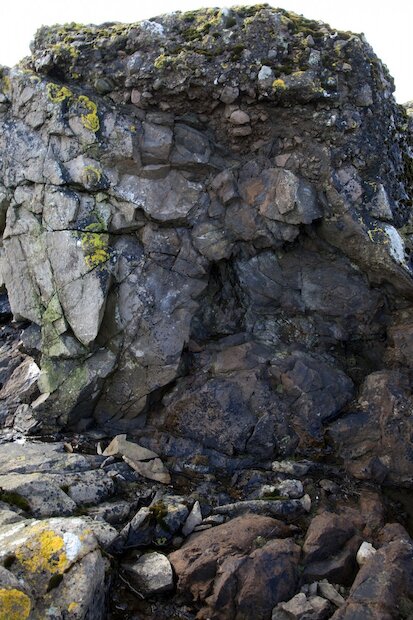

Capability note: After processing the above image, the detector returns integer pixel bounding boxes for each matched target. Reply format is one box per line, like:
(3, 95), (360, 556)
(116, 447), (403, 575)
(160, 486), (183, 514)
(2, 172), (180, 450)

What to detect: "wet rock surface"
(0, 4), (412, 619)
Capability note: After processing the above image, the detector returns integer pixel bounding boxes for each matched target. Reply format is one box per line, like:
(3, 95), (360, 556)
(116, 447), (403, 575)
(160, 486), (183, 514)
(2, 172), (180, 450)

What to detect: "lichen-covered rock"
(0, 517), (109, 619)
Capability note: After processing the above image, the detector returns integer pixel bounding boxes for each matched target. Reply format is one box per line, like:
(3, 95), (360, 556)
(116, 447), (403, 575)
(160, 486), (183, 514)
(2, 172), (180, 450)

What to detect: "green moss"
(233, 4), (271, 18)
(154, 54), (171, 70)
(181, 8), (223, 43)
(230, 44), (245, 61)
(43, 295), (63, 324)
(149, 500), (170, 532)
(0, 74), (11, 94)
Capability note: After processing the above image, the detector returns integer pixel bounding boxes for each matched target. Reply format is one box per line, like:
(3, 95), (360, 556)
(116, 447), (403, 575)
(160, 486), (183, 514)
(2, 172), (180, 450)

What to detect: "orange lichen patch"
(0, 588), (31, 620)
(14, 528), (69, 575)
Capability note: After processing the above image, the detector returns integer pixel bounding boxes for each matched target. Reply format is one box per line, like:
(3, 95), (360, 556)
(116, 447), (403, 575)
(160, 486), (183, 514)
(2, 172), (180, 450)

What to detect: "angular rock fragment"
(103, 434), (158, 461)
(123, 456), (171, 485)
(122, 552), (174, 596)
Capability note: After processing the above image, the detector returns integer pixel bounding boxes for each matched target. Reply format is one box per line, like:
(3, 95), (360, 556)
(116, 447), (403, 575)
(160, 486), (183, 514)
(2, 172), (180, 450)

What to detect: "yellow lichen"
(68, 602), (79, 613)
(81, 225), (110, 270)
(0, 588), (31, 620)
(46, 82), (73, 103)
(78, 95), (100, 132)
(83, 165), (102, 186)
(367, 227), (388, 244)
(15, 529), (68, 575)
(154, 53), (171, 70)
(272, 78), (287, 91)
(47, 86), (100, 133)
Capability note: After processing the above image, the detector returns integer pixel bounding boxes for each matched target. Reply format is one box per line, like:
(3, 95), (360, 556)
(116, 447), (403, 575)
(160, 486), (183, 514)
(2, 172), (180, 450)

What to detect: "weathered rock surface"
(0, 4), (411, 480)
(0, 4), (413, 620)
(122, 551), (173, 596)
(170, 514), (299, 620)
(0, 516), (109, 619)
(332, 537), (413, 619)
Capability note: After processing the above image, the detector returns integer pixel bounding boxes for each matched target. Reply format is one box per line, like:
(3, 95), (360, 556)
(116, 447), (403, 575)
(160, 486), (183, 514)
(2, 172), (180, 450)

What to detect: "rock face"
(0, 6), (413, 618)
(0, 6), (412, 480)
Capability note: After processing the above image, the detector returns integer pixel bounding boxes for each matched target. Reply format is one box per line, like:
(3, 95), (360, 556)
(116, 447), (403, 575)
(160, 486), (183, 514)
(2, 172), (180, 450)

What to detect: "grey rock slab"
(213, 498), (307, 520)
(152, 495), (189, 539)
(0, 357), (40, 402)
(272, 592), (331, 620)
(0, 506), (26, 526)
(171, 123), (211, 166)
(260, 480), (304, 499)
(0, 441), (91, 475)
(81, 517), (119, 551)
(271, 460), (313, 476)
(45, 230), (111, 346)
(65, 469), (116, 506)
(119, 506), (153, 549)
(0, 515), (106, 619)
(86, 500), (133, 525)
(123, 551), (174, 595)
(140, 121), (173, 164)
(114, 171), (205, 222)
(0, 473), (77, 517)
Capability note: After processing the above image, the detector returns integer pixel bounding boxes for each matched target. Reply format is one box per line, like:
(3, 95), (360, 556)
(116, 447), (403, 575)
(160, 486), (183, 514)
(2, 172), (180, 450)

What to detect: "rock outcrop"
(0, 4), (413, 619)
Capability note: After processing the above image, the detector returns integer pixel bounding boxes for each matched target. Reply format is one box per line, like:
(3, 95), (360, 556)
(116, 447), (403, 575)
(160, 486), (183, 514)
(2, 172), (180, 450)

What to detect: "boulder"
(169, 514), (296, 619)
(0, 517), (109, 619)
(329, 371), (413, 487)
(332, 539), (413, 619)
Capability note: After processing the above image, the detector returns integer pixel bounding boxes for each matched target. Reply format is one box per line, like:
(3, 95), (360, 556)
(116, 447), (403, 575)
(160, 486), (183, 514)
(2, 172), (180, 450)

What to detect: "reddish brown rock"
(169, 514), (297, 620)
(303, 509), (365, 585)
(328, 370), (413, 487)
(332, 539), (413, 619)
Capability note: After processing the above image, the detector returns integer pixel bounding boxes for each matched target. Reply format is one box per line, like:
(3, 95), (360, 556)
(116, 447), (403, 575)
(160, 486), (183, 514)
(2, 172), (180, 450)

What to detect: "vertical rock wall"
(0, 6), (412, 483)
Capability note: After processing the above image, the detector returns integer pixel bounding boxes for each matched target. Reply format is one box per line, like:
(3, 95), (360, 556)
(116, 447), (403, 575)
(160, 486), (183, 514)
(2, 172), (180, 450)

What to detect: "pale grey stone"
(229, 110), (250, 125)
(318, 581), (345, 606)
(123, 551), (173, 595)
(356, 541), (376, 566)
(0, 473), (77, 517)
(182, 501), (202, 536)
